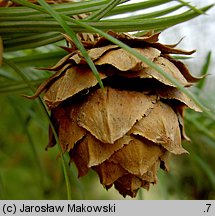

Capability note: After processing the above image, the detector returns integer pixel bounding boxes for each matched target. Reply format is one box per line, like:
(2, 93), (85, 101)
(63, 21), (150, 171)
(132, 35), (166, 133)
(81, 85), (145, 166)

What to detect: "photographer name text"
(2, 203), (116, 214)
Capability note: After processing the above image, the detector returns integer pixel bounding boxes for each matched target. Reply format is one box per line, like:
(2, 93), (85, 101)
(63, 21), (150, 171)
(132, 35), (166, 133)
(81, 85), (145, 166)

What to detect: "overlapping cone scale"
(34, 32), (201, 197)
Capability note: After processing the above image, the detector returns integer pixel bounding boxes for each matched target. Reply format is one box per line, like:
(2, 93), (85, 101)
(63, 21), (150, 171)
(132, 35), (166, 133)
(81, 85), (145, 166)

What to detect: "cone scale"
(31, 32), (201, 197)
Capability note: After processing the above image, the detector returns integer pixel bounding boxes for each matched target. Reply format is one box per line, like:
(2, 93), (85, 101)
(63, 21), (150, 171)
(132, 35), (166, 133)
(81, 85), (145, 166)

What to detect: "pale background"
(131, 0), (215, 90)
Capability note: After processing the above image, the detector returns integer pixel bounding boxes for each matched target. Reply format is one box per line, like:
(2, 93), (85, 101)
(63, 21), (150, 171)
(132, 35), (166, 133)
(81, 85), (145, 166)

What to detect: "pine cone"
(32, 32), (202, 197)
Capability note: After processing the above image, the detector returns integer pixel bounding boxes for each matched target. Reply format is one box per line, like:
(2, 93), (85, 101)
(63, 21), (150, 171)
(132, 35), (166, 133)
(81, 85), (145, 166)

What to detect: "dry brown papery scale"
(30, 31), (202, 198)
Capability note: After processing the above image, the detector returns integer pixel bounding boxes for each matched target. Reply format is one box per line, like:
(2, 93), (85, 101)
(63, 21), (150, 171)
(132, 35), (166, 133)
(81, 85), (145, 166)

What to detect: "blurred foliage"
(0, 51), (214, 199)
(154, 51), (215, 200)
(0, 0), (215, 199)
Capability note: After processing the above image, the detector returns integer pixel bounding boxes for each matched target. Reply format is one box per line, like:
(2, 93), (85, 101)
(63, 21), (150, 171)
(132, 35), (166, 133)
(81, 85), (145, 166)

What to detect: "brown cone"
(32, 32), (201, 197)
